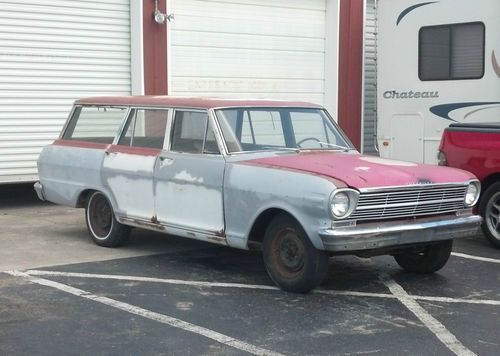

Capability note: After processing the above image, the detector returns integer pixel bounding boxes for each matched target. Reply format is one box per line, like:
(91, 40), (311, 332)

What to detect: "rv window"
(419, 22), (484, 81)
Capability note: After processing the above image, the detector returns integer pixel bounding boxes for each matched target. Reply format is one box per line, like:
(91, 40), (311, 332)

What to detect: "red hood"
(244, 152), (475, 189)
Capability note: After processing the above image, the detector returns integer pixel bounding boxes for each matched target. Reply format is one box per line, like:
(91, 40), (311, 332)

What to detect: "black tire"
(479, 181), (500, 248)
(262, 214), (329, 293)
(393, 240), (453, 273)
(85, 191), (131, 247)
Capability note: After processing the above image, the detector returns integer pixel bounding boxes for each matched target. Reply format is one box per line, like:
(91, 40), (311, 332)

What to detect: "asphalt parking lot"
(1, 185), (499, 355)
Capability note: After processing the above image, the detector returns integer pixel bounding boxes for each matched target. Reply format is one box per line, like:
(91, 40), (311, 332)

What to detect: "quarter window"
(118, 109), (168, 149)
(419, 22), (485, 81)
(63, 106), (126, 143)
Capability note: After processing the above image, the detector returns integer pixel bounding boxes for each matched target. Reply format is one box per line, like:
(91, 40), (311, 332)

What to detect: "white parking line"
(23, 270), (500, 306)
(5, 270), (284, 356)
(413, 295), (500, 306)
(451, 252), (500, 264)
(380, 274), (476, 356)
(25, 269), (280, 290)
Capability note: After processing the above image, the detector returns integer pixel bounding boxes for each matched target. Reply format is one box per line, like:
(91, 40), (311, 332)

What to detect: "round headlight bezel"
(464, 180), (481, 207)
(329, 188), (359, 219)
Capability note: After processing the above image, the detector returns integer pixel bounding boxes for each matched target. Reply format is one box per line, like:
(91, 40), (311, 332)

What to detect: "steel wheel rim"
(485, 192), (500, 241)
(88, 194), (113, 239)
(272, 228), (305, 277)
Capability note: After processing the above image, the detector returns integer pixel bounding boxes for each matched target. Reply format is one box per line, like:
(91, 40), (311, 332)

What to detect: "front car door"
(154, 109), (226, 241)
(102, 107), (169, 222)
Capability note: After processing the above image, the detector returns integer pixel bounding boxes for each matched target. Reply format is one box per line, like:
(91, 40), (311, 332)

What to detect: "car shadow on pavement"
(0, 183), (47, 209)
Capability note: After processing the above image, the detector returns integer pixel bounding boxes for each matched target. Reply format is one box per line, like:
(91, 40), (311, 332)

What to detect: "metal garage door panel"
(0, 0), (131, 183)
(362, 0), (378, 155)
(169, 0), (326, 104)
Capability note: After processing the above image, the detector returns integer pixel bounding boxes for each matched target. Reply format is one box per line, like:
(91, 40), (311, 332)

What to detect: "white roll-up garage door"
(0, 0), (132, 183)
(169, 0), (327, 104)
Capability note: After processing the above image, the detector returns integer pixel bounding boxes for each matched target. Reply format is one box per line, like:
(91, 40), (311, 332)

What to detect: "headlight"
(330, 189), (359, 219)
(464, 181), (480, 207)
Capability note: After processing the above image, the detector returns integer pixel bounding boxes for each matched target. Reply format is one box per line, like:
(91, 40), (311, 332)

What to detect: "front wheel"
(479, 181), (500, 248)
(85, 191), (131, 247)
(393, 240), (453, 273)
(263, 214), (329, 293)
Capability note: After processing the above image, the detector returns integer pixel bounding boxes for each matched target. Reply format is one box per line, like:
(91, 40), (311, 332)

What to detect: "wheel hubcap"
(485, 192), (500, 241)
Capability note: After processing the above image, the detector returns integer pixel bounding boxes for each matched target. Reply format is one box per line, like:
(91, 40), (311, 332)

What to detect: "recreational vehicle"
(376, 0), (500, 164)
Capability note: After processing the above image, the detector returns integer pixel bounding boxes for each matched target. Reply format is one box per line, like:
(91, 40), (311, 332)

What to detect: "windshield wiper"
(317, 142), (351, 152)
(261, 147), (300, 153)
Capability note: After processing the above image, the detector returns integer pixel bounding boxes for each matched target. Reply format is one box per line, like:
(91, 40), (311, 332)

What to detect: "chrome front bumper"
(318, 214), (482, 252)
(34, 182), (45, 201)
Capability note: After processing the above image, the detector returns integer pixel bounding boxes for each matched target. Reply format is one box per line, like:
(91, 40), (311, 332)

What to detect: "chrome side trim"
(117, 216), (227, 245)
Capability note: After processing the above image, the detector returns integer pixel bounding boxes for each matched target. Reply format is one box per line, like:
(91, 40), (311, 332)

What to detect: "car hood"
(243, 151), (475, 189)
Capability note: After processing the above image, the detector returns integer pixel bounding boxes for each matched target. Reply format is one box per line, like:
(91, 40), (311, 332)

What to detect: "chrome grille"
(351, 185), (467, 221)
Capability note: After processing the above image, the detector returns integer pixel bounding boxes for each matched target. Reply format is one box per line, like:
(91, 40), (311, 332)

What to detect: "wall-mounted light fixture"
(154, 0), (174, 24)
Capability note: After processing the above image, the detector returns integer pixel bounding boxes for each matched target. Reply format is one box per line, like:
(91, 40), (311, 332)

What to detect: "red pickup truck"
(439, 123), (500, 248)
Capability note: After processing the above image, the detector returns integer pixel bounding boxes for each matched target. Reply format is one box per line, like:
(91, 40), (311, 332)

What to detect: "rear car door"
(102, 108), (169, 221)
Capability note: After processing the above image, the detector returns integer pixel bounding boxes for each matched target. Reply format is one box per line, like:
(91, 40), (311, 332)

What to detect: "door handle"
(105, 151), (118, 156)
(159, 156), (173, 165)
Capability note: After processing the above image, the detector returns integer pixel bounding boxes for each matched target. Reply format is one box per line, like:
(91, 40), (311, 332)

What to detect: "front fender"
(223, 162), (342, 250)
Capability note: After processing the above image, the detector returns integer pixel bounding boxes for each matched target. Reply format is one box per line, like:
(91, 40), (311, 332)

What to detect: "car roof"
(75, 96), (323, 110)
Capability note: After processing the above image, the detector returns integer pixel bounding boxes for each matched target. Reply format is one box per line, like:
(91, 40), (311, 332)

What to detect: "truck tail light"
(437, 151), (447, 166)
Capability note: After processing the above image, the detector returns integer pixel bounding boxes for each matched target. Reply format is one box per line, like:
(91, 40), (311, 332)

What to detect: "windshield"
(215, 108), (353, 153)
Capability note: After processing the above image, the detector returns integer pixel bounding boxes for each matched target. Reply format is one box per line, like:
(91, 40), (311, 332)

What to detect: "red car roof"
(75, 96), (323, 109)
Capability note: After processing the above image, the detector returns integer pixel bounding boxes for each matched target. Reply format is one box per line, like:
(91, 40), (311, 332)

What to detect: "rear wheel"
(85, 191), (130, 247)
(393, 240), (452, 273)
(479, 182), (500, 248)
(263, 214), (329, 293)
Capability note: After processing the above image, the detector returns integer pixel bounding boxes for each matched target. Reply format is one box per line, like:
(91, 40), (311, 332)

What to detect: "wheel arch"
(481, 173), (500, 198)
(76, 188), (119, 219)
(247, 207), (312, 250)
(76, 189), (96, 208)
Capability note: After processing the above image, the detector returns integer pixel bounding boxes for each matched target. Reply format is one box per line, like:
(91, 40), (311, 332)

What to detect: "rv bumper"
(34, 182), (45, 201)
(318, 214), (482, 252)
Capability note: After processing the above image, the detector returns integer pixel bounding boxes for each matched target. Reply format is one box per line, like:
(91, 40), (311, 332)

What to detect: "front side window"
(216, 108), (351, 153)
(118, 109), (168, 149)
(419, 22), (485, 81)
(63, 106), (126, 143)
(170, 110), (220, 154)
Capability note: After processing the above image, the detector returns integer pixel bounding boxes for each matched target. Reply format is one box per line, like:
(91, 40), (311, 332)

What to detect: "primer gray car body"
(36, 96), (482, 255)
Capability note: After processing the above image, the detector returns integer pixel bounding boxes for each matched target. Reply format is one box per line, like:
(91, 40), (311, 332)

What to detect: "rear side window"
(118, 109), (169, 149)
(63, 106), (126, 144)
(419, 22), (485, 81)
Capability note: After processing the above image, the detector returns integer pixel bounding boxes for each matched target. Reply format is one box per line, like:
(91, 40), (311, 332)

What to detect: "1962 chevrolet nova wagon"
(35, 96), (482, 292)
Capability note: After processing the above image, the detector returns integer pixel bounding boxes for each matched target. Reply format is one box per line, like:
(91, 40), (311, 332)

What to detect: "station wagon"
(35, 96), (482, 292)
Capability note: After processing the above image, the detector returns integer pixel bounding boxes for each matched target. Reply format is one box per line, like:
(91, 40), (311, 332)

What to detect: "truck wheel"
(479, 182), (500, 248)
(85, 191), (130, 247)
(262, 214), (329, 293)
(393, 240), (452, 273)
